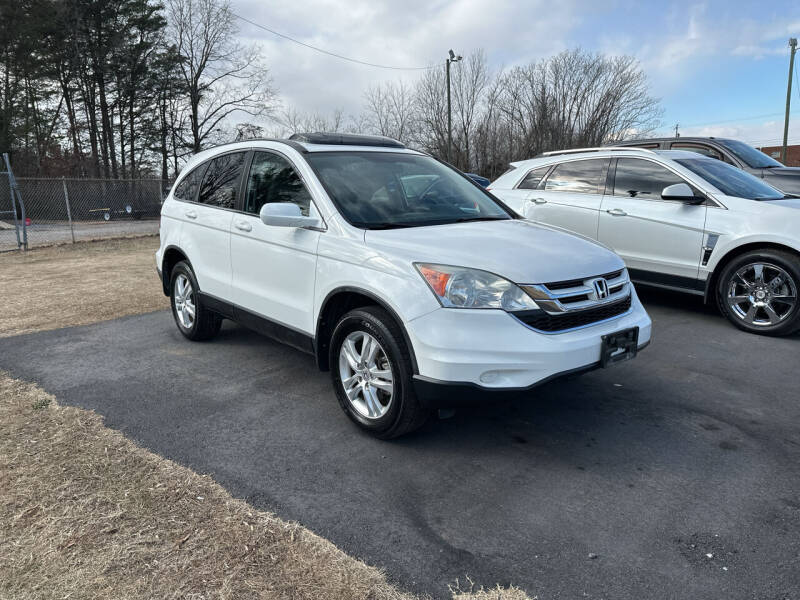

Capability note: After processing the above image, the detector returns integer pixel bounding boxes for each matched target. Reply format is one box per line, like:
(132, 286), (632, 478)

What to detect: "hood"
(762, 168), (800, 194)
(364, 219), (623, 284)
(766, 197), (800, 210)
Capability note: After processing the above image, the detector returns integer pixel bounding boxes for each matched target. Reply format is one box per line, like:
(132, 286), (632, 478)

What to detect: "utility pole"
(445, 49), (462, 164)
(674, 123), (680, 138)
(782, 38), (797, 164)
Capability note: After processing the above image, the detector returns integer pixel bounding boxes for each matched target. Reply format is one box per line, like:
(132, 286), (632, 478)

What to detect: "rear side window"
(244, 151), (312, 216)
(544, 159), (608, 194)
(624, 143), (660, 149)
(517, 166), (550, 189)
(198, 152), (246, 209)
(173, 166), (204, 202)
(613, 158), (686, 199)
(670, 142), (722, 160)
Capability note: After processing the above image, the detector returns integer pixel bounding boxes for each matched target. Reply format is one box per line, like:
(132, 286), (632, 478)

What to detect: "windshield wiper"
(353, 221), (419, 230)
(449, 216), (509, 223)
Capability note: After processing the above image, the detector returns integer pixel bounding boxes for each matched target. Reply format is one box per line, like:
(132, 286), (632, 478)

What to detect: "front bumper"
(405, 291), (652, 407)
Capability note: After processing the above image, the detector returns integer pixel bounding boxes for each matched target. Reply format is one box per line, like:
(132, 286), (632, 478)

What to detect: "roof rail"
(539, 146), (657, 157)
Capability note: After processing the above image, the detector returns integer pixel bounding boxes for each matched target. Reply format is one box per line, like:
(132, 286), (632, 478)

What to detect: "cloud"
(232, 0), (582, 119)
(682, 118), (800, 147)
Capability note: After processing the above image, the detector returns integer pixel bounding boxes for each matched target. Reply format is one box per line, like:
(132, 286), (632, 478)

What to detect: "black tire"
(169, 261), (222, 341)
(329, 306), (428, 439)
(715, 249), (800, 336)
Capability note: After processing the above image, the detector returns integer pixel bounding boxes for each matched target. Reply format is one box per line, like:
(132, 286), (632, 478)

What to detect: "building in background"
(756, 145), (800, 167)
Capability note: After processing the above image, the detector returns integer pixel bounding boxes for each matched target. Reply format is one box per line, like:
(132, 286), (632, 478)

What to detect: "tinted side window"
(244, 151), (312, 216)
(173, 166), (204, 202)
(613, 158), (686, 199)
(544, 159), (608, 194)
(517, 166), (550, 189)
(625, 143), (660, 149)
(670, 143), (722, 160)
(197, 152), (246, 209)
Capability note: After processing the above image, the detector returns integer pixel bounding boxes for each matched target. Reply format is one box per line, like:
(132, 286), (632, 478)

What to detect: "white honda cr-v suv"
(156, 133), (651, 437)
(490, 147), (800, 336)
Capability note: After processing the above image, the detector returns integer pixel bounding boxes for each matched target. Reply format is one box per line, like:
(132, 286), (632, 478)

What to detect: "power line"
(234, 13), (436, 71)
(795, 61), (800, 101)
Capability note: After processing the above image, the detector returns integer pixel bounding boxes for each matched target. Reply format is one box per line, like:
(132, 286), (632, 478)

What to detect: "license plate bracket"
(600, 326), (639, 367)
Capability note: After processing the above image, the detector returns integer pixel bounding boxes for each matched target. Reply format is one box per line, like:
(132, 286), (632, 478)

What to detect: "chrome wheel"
(338, 331), (394, 420)
(174, 273), (196, 329)
(727, 262), (797, 327)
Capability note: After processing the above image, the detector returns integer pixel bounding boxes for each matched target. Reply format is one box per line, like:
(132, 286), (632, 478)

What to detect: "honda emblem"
(592, 278), (609, 300)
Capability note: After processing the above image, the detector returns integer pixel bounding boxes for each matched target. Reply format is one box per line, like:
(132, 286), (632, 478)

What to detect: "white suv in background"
(156, 134), (651, 438)
(490, 148), (800, 336)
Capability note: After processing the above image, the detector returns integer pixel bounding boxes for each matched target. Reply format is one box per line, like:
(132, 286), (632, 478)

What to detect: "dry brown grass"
(0, 236), (167, 338)
(451, 581), (535, 600)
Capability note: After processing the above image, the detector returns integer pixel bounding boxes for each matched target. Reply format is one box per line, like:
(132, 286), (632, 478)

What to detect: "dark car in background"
(466, 172), (491, 187)
(615, 137), (800, 195)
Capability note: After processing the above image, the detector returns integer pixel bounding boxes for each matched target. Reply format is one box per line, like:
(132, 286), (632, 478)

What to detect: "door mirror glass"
(259, 202), (322, 229)
(661, 183), (703, 203)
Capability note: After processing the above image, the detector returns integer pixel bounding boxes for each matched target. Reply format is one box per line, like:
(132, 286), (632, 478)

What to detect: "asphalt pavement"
(1, 288), (798, 599)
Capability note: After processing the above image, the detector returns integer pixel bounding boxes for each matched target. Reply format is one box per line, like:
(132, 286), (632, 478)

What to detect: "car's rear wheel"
(169, 261), (222, 341)
(716, 249), (800, 336)
(329, 306), (428, 438)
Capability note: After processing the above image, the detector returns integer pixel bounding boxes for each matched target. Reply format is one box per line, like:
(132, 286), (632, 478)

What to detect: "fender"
(315, 285), (420, 374)
(160, 244), (195, 296)
(705, 234), (800, 274)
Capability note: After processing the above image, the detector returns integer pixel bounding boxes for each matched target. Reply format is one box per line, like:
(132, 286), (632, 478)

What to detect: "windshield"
(676, 158), (784, 200)
(305, 151), (512, 229)
(718, 139), (783, 168)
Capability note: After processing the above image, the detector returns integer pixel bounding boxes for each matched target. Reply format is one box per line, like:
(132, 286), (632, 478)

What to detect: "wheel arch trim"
(315, 286), (419, 374)
(161, 245), (195, 296)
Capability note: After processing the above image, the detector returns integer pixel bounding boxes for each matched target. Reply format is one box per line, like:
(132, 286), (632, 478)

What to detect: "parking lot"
(1, 285), (798, 599)
(0, 219), (160, 251)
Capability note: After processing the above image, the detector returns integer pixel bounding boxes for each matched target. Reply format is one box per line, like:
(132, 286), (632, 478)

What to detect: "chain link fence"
(0, 176), (171, 252)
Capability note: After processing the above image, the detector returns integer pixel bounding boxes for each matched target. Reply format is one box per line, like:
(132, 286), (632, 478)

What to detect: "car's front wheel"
(329, 306), (428, 438)
(169, 261), (222, 341)
(716, 249), (800, 336)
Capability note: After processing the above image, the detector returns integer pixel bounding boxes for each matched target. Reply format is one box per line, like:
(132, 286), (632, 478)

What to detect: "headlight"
(415, 263), (538, 311)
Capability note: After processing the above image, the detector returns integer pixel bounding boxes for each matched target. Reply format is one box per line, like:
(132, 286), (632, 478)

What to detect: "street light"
(446, 49), (462, 163)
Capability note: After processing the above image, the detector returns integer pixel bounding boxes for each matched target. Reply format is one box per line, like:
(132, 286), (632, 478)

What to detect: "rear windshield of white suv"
(305, 152), (512, 229)
(676, 158), (785, 201)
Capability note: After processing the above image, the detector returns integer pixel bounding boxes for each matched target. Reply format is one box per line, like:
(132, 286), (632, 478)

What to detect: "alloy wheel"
(726, 262), (797, 327)
(174, 273), (196, 329)
(338, 331), (394, 419)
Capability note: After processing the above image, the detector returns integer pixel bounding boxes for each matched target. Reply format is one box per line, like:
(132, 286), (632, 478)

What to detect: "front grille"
(545, 269), (624, 291)
(514, 296), (632, 332)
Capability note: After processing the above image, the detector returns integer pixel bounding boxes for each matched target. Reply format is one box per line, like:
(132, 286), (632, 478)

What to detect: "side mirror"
(259, 203), (323, 229)
(661, 183), (705, 204)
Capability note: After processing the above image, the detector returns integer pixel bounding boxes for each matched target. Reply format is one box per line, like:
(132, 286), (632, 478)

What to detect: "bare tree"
(270, 107), (353, 137)
(166, 0), (276, 153)
(362, 80), (417, 144)
(449, 49), (491, 171)
(413, 66), (448, 157)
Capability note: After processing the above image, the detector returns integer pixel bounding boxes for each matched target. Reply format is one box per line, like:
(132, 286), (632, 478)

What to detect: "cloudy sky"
(234, 0), (800, 147)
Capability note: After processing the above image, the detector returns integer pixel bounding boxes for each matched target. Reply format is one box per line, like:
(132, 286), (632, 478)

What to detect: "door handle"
(234, 220), (252, 232)
(185, 210), (197, 219)
(606, 208), (627, 216)
(531, 197), (547, 204)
